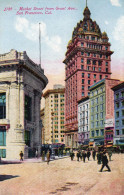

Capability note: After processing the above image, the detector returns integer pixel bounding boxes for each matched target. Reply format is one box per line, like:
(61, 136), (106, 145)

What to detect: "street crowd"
(70, 149), (112, 172)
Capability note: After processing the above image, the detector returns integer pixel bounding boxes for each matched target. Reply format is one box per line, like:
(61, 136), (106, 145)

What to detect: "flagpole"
(39, 23), (41, 66)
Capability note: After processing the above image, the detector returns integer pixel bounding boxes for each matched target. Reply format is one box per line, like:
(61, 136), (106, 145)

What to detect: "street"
(0, 154), (124, 195)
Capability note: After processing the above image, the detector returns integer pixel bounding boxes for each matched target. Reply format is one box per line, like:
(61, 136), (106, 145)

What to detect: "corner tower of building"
(63, 5), (113, 148)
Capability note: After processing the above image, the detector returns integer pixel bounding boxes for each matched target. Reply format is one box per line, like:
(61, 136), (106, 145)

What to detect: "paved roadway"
(0, 154), (124, 195)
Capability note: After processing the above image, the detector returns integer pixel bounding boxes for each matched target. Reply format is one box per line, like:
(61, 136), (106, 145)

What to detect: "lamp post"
(51, 111), (54, 144)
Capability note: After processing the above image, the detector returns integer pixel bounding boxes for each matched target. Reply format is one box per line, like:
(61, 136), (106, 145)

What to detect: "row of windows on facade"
(51, 94), (64, 98)
(116, 129), (124, 136)
(81, 65), (109, 73)
(81, 58), (109, 64)
(116, 119), (124, 127)
(91, 129), (104, 137)
(52, 130), (65, 133)
(79, 126), (89, 132)
(80, 104), (89, 111)
(91, 88), (105, 97)
(51, 99), (64, 103)
(81, 42), (108, 50)
(51, 135), (64, 138)
(51, 139), (64, 143)
(0, 93), (32, 121)
(82, 73), (105, 80)
(54, 126), (65, 129)
(91, 104), (104, 112)
(53, 117), (65, 120)
(54, 108), (64, 111)
(51, 103), (64, 107)
(79, 119), (88, 126)
(51, 121), (64, 125)
(53, 112), (64, 116)
(116, 101), (124, 108)
(115, 91), (124, 99)
(91, 120), (104, 128)
(80, 52), (109, 59)
(116, 110), (124, 118)
(91, 96), (104, 105)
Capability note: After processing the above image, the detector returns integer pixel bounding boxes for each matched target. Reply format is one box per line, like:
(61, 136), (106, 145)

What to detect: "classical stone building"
(43, 85), (65, 144)
(40, 108), (45, 144)
(0, 49), (48, 159)
(63, 4), (113, 148)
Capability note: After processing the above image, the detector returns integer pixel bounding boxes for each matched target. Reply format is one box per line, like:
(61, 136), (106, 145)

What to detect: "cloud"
(110, 0), (121, 7)
(105, 20), (109, 25)
(113, 16), (124, 45)
(15, 17), (61, 52)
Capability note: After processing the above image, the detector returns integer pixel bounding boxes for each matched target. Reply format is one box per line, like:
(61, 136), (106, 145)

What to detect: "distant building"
(43, 86), (65, 144)
(112, 82), (124, 148)
(89, 78), (120, 146)
(63, 4), (113, 148)
(0, 49), (48, 159)
(40, 108), (45, 144)
(78, 96), (90, 146)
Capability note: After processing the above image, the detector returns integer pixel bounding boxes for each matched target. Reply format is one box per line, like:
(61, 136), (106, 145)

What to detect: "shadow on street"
(0, 175), (19, 181)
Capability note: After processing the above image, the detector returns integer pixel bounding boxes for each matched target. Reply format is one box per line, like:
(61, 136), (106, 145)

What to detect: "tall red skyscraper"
(63, 5), (113, 148)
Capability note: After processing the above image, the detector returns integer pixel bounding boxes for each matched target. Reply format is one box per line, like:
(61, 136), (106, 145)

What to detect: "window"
(91, 131), (94, 137)
(121, 91), (124, 97)
(88, 86), (90, 90)
(122, 101), (124, 107)
(100, 112), (103, 118)
(105, 46), (108, 50)
(88, 92), (90, 96)
(100, 120), (104, 126)
(0, 149), (6, 158)
(54, 94), (58, 98)
(88, 80), (90, 84)
(116, 130), (119, 136)
(0, 93), (6, 119)
(116, 93), (119, 99)
(106, 68), (108, 72)
(82, 85), (84, 90)
(116, 112), (119, 118)
(96, 130), (99, 136)
(99, 75), (102, 80)
(93, 67), (95, 71)
(82, 92), (84, 96)
(116, 102), (119, 108)
(25, 95), (32, 121)
(81, 58), (84, 63)
(106, 62), (108, 66)
(98, 61), (102, 66)
(94, 74), (96, 79)
(88, 73), (90, 78)
(93, 60), (96, 65)
(94, 54), (96, 57)
(99, 68), (101, 72)
(100, 54), (102, 58)
(122, 129), (124, 135)
(94, 80), (96, 84)
(87, 59), (91, 64)
(82, 79), (84, 84)
(81, 65), (84, 70)
(87, 66), (90, 71)
(92, 36), (95, 41)
(25, 130), (30, 147)
(0, 129), (6, 146)
(81, 42), (84, 47)
(81, 52), (84, 55)
(82, 73), (84, 77)
(100, 104), (104, 110)
(100, 129), (104, 136)
(116, 120), (119, 127)
(87, 52), (90, 56)
(122, 120), (124, 125)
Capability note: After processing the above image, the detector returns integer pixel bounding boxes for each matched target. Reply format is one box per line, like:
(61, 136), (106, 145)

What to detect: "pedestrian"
(77, 150), (80, 161)
(42, 151), (45, 161)
(108, 150), (112, 161)
(19, 151), (23, 161)
(46, 150), (50, 164)
(99, 152), (111, 172)
(92, 150), (96, 160)
(82, 151), (86, 163)
(97, 151), (101, 164)
(80, 150), (83, 161)
(35, 149), (38, 158)
(70, 150), (75, 161)
(86, 150), (91, 161)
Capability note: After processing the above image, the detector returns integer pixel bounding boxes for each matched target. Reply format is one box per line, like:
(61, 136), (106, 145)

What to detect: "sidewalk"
(0, 155), (69, 164)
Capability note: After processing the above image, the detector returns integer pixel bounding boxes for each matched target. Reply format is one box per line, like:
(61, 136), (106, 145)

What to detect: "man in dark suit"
(99, 152), (111, 172)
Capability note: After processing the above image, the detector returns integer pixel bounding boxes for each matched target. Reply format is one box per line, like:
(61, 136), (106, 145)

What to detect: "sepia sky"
(0, 0), (124, 107)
